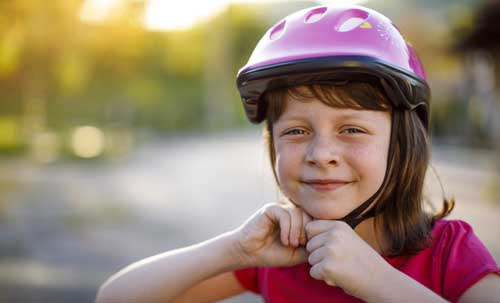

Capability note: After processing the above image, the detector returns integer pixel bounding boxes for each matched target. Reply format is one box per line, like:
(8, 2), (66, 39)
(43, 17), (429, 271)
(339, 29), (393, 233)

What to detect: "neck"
(354, 216), (390, 256)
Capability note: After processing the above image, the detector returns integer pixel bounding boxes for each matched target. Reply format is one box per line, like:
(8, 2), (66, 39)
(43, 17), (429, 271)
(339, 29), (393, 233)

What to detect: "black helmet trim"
(236, 55), (430, 128)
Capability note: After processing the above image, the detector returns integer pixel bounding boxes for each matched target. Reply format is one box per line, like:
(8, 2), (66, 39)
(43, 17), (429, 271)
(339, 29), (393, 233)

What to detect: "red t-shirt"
(234, 219), (500, 302)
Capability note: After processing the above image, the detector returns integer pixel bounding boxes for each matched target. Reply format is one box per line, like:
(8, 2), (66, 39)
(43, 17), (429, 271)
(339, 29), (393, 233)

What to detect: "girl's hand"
(233, 202), (313, 268)
(305, 220), (392, 298)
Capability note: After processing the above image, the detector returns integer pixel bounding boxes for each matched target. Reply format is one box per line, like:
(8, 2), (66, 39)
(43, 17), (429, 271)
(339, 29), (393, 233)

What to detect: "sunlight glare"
(143, 0), (370, 31)
(80, 0), (121, 24)
(80, 0), (371, 31)
(144, 0), (227, 31)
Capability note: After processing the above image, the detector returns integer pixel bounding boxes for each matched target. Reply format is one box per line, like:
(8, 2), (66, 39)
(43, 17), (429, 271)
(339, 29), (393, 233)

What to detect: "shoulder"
(431, 219), (496, 258)
(431, 218), (472, 237)
(431, 219), (478, 252)
(429, 219), (500, 301)
(430, 219), (496, 269)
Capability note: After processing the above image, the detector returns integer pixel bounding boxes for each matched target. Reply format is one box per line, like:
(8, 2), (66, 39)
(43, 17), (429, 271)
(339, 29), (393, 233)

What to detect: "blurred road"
(0, 130), (498, 303)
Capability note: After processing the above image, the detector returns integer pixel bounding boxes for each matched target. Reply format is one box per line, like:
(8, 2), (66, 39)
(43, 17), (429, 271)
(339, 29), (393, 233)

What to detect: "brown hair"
(263, 83), (455, 256)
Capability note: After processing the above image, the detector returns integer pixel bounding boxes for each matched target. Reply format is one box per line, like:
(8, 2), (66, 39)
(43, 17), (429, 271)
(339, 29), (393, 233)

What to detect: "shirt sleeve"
(233, 267), (260, 294)
(438, 220), (500, 302)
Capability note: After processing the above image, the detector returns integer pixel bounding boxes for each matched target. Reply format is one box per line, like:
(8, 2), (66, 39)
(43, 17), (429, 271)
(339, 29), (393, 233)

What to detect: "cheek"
(274, 145), (304, 187)
(348, 142), (388, 188)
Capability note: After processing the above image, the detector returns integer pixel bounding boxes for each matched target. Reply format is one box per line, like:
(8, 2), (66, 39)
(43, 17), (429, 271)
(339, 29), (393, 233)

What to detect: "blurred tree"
(0, 0), (269, 157)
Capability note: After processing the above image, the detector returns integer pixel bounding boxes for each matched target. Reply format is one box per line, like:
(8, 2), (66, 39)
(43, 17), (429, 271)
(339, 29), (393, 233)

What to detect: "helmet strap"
(341, 110), (401, 229)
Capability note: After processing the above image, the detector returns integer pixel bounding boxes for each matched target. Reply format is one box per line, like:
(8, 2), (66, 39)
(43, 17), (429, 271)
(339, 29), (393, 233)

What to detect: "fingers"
(265, 205), (291, 246)
(307, 246), (327, 265)
(306, 231), (329, 253)
(309, 260), (336, 286)
(287, 206), (302, 247)
(286, 205), (315, 247)
(265, 203), (315, 247)
(301, 211), (313, 244)
(309, 260), (326, 281)
(277, 208), (291, 247)
(305, 219), (347, 240)
(269, 205), (305, 247)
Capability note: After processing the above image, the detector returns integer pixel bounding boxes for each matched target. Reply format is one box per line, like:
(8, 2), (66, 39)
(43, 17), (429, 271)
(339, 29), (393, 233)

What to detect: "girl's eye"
(284, 128), (306, 136)
(342, 127), (364, 134)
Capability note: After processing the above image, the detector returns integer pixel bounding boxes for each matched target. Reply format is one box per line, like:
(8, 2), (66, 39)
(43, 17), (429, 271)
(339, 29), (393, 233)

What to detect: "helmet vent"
(304, 7), (327, 23)
(335, 9), (370, 32)
(338, 17), (366, 32)
(269, 20), (286, 40)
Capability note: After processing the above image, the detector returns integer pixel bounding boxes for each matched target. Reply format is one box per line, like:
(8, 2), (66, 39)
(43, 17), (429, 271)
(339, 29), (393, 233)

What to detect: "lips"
(301, 179), (352, 192)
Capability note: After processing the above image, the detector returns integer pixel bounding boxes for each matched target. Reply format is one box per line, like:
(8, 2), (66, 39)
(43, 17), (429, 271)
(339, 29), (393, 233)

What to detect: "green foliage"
(0, 0), (271, 156)
(0, 116), (26, 153)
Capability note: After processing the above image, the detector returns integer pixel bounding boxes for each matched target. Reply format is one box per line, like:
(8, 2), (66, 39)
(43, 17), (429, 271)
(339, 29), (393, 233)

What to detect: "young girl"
(96, 5), (500, 302)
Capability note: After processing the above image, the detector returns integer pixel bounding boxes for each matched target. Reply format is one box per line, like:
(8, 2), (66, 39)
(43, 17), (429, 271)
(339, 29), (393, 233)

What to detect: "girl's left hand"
(305, 220), (392, 298)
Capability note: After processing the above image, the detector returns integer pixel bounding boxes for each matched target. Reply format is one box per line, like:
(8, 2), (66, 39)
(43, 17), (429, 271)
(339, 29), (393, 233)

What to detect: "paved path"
(0, 130), (498, 302)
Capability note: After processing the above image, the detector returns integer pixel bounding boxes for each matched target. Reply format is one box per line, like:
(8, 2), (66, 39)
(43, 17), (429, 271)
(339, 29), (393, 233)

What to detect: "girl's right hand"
(232, 202), (313, 268)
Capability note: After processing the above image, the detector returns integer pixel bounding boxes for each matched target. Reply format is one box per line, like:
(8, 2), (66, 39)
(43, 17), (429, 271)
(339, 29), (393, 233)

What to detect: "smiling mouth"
(301, 180), (352, 192)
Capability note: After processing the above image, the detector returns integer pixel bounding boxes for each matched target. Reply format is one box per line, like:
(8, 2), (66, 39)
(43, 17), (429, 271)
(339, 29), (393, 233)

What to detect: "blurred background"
(0, 0), (499, 302)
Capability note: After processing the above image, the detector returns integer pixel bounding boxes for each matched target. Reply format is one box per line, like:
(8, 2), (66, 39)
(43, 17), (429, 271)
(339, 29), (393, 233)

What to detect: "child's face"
(272, 96), (391, 220)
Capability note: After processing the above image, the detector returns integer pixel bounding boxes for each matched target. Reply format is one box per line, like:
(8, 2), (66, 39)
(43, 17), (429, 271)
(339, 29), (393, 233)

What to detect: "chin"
(301, 203), (348, 221)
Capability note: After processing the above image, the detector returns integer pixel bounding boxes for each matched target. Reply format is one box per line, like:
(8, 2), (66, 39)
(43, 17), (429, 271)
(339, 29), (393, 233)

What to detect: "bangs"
(265, 82), (392, 123)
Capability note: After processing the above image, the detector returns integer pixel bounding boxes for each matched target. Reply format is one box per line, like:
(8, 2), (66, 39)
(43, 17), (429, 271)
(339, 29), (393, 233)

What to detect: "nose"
(305, 135), (341, 167)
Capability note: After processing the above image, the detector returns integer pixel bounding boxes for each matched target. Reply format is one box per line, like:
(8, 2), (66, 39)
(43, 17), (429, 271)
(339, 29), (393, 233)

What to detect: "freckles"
(348, 146), (369, 158)
(348, 146), (378, 162)
(347, 145), (387, 181)
(349, 141), (388, 162)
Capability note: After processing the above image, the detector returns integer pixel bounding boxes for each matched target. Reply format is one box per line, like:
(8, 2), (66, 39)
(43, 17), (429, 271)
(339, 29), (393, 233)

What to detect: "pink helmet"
(236, 5), (430, 128)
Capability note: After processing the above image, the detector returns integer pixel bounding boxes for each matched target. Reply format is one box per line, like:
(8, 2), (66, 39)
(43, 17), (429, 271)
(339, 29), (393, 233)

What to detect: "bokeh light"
(71, 126), (105, 158)
(31, 131), (61, 163)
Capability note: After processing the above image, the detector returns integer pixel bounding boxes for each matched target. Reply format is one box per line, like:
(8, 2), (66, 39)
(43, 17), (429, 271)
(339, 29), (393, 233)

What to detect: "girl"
(96, 5), (500, 302)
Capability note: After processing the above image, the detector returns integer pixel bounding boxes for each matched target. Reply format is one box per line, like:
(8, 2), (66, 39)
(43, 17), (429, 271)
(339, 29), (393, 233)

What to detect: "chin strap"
(342, 191), (385, 229)
(341, 110), (400, 229)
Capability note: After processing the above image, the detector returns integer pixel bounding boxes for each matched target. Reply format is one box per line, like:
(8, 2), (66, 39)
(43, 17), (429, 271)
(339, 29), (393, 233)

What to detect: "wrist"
(221, 229), (255, 270)
(351, 260), (400, 301)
